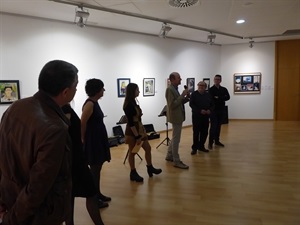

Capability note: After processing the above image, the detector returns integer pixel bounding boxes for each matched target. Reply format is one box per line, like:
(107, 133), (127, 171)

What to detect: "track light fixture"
(159, 23), (172, 38)
(74, 6), (90, 28)
(207, 32), (216, 45)
(249, 39), (254, 48)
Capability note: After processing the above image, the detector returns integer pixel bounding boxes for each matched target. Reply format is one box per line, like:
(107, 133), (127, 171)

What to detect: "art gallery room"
(0, 0), (299, 225)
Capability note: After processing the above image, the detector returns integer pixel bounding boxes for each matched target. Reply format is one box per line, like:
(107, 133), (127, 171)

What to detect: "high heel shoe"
(147, 165), (162, 177)
(130, 169), (144, 182)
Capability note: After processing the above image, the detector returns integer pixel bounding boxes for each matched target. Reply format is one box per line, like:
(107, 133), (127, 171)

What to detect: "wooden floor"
(73, 120), (300, 225)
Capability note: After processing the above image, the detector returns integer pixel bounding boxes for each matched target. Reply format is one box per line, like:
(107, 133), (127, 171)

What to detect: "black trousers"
(192, 114), (209, 150)
(209, 109), (225, 144)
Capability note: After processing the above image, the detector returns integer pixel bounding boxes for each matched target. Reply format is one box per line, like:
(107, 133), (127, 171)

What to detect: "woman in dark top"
(62, 104), (104, 225)
(123, 83), (162, 182)
(81, 79), (111, 208)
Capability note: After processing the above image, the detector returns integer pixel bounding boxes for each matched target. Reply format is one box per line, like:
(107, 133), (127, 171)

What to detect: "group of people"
(0, 59), (229, 224)
(165, 72), (230, 169)
(0, 61), (111, 225)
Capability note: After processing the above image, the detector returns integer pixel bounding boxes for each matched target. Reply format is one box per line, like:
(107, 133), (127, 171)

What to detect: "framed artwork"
(203, 78), (210, 91)
(143, 78), (155, 96)
(0, 80), (20, 104)
(117, 78), (130, 97)
(186, 78), (195, 93)
(234, 72), (261, 94)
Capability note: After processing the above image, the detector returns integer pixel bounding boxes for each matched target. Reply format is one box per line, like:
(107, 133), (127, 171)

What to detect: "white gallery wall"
(0, 13), (274, 135)
(220, 43), (275, 119)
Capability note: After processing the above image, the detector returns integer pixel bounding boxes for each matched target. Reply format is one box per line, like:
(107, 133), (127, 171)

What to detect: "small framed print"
(117, 78), (130, 97)
(203, 78), (210, 91)
(0, 80), (20, 104)
(234, 72), (261, 94)
(186, 78), (195, 93)
(143, 78), (155, 96)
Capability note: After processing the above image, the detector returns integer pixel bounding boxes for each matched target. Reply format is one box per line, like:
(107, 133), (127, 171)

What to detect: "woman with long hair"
(123, 83), (162, 182)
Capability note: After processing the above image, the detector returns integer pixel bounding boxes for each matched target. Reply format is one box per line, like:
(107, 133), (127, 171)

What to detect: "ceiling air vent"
(169, 0), (199, 8)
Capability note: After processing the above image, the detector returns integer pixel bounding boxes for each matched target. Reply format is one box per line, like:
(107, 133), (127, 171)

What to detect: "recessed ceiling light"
(236, 19), (245, 24)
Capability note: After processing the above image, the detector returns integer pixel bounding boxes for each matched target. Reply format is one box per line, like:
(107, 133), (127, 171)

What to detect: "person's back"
(0, 60), (78, 225)
(0, 94), (71, 224)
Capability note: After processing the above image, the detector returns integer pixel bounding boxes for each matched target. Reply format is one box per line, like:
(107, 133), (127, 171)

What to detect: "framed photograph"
(117, 78), (130, 97)
(0, 80), (20, 104)
(234, 72), (261, 94)
(203, 78), (210, 91)
(186, 78), (195, 93)
(143, 78), (155, 96)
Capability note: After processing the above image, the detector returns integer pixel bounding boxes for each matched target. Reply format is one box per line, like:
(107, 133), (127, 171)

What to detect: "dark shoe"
(130, 169), (144, 182)
(147, 165), (162, 177)
(165, 156), (173, 162)
(99, 193), (111, 202)
(208, 143), (213, 149)
(98, 199), (109, 208)
(199, 147), (209, 153)
(191, 149), (197, 155)
(215, 141), (225, 147)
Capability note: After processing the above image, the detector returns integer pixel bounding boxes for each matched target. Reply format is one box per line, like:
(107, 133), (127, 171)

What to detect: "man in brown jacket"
(0, 60), (78, 225)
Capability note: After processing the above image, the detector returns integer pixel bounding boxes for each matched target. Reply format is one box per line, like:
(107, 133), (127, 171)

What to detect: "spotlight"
(207, 32), (216, 45)
(159, 23), (172, 38)
(249, 39), (254, 48)
(74, 6), (90, 28)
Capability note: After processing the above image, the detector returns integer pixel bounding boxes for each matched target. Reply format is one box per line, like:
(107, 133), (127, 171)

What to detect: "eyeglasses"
(198, 84), (206, 86)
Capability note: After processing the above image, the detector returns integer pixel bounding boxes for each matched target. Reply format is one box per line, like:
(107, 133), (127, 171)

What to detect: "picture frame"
(234, 72), (261, 94)
(203, 78), (210, 91)
(117, 78), (130, 97)
(143, 78), (155, 96)
(186, 78), (195, 93)
(0, 80), (21, 104)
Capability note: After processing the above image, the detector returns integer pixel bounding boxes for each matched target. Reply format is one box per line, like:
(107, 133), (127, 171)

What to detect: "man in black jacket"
(208, 74), (230, 149)
(189, 81), (214, 154)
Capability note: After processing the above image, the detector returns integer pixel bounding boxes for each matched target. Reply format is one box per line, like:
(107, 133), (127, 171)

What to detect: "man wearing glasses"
(208, 74), (230, 149)
(189, 81), (214, 154)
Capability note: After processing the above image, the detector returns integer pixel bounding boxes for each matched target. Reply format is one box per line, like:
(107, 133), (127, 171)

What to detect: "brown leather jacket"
(0, 91), (72, 225)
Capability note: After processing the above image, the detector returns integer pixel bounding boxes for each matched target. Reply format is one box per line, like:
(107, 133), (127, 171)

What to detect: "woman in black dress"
(123, 83), (162, 182)
(81, 79), (111, 208)
(62, 104), (104, 225)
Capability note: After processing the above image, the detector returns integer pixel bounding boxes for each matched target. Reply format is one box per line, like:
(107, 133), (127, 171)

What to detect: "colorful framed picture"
(143, 78), (155, 96)
(0, 80), (20, 104)
(186, 78), (195, 93)
(234, 72), (261, 94)
(117, 78), (130, 97)
(203, 78), (210, 91)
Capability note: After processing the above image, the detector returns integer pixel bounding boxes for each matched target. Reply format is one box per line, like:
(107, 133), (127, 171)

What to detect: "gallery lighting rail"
(50, 0), (244, 40)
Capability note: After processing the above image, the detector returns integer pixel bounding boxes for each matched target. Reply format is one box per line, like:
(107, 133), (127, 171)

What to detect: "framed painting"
(0, 80), (20, 104)
(117, 78), (130, 97)
(143, 78), (155, 96)
(203, 78), (210, 91)
(234, 72), (261, 94)
(186, 78), (195, 93)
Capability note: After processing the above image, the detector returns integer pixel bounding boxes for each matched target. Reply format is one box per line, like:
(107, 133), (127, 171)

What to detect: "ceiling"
(1, 0), (300, 45)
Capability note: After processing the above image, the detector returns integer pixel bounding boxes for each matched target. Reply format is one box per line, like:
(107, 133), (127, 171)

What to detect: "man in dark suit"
(208, 74), (230, 149)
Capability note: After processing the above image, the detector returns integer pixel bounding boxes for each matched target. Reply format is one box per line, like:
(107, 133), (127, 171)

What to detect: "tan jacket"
(165, 85), (187, 124)
(0, 91), (72, 225)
